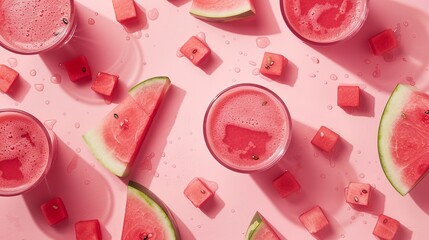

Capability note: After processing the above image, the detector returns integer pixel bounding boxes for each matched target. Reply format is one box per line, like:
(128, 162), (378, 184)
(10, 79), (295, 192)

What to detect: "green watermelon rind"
(189, 2), (256, 22)
(377, 84), (416, 196)
(245, 212), (263, 240)
(128, 76), (170, 95)
(126, 181), (180, 239)
(83, 128), (128, 176)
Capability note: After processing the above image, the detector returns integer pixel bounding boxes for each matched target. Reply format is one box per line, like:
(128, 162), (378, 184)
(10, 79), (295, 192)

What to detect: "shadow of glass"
(203, 0), (281, 35)
(251, 120), (358, 228)
(172, 212), (196, 240)
(311, 1), (429, 92)
(39, 2), (144, 105)
(22, 138), (114, 239)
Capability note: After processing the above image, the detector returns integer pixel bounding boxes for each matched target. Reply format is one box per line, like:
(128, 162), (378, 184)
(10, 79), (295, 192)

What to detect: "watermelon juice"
(0, 109), (54, 196)
(280, 0), (369, 44)
(0, 0), (76, 54)
(203, 84), (292, 173)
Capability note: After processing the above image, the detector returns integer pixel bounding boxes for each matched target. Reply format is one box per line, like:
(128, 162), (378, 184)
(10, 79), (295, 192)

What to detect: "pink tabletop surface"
(1, 0), (429, 239)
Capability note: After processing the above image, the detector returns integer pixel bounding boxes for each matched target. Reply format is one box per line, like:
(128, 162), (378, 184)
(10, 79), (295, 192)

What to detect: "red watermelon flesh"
(122, 181), (179, 240)
(83, 76), (170, 177)
(378, 84), (429, 195)
(245, 212), (280, 240)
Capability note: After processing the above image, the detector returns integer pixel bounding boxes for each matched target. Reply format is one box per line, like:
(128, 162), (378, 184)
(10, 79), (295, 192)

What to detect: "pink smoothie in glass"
(204, 84), (292, 173)
(0, 109), (53, 196)
(0, 0), (76, 54)
(280, 0), (368, 44)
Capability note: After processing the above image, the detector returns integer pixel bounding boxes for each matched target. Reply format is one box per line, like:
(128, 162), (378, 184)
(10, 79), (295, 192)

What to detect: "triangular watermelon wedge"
(378, 83), (429, 195)
(122, 181), (179, 240)
(190, 0), (256, 22)
(83, 76), (171, 177)
(245, 212), (280, 240)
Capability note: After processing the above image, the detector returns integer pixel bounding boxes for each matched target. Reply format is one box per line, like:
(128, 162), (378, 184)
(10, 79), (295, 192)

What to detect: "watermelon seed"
(362, 189), (368, 194)
(353, 196), (359, 202)
(200, 189), (206, 194)
(425, 110), (429, 114)
(383, 218), (388, 224)
(262, 101), (268, 106)
(62, 18), (69, 24)
(192, 49), (197, 54)
(401, 112), (407, 119)
(264, 64), (270, 69)
(251, 154), (259, 160)
(114, 113), (119, 119)
(82, 67), (87, 73)
(52, 204), (59, 210)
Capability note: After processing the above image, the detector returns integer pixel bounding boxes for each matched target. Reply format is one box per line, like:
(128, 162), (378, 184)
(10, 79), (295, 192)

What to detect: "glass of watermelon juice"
(203, 84), (292, 173)
(280, 0), (369, 45)
(0, 109), (55, 196)
(0, 0), (77, 54)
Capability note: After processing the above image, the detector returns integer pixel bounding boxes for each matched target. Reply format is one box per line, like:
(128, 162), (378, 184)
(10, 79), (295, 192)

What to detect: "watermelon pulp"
(122, 181), (179, 240)
(245, 212), (280, 240)
(190, 0), (256, 22)
(83, 76), (170, 177)
(378, 84), (429, 195)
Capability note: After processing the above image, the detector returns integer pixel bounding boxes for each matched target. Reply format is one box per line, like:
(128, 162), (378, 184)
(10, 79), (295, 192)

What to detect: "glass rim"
(0, 0), (77, 55)
(0, 108), (54, 196)
(203, 83), (292, 173)
(279, 0), (370, 45)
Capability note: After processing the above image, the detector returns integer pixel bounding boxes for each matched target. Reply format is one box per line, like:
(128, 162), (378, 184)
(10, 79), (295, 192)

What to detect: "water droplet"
(344, 74), (349, 78)
(313, 152), (319, 158)
(45, 100), (50, 105)
(75, 148), (81, 153)
(133, 31), (142, 39)
(34, 83), (44, 92)
(44, 119), (57, 130)
(29, 69), (37, 76)
(363, 220), (367, 224)
(320, 173), (326, 179)
(176, 48), (184, 57)
(311, 57), (320, 64)
(359, 173), (366, 178)
(330, 74), (338, 80)
(74, 122), (80, 128)
(357, 150), (362, 154)
(147, 8), (159, 20)
(329, 160), (336, 168)
(406, 76), (415, 86)
(327, 104), (333, 110)
(197, 225), (202, 228)
(66, 156), (78, 174)
(231, 209), (236, 213)
(172, 164), (176, 168)
(125, 36), (131, 41)
(84, 179), (91, 185)
(196, 32), (206, 42)
(162, 152), (166, 157)
(88, 18), (95, 25)
(372, 64), (381, 78)
(248, 61), (257, 66)
(94, 12), (99, 16)
(364, 58), (371, 64)
(225, 40), (230, 45)
(154, 172), (159, 177)
(50, 74), (61, 84)
(234, 67), (241, 73)
(308, 73), (316, 78)
(340, 234), (346, 238)
(8, 58), (18, 67)
(256, 37), (270, 48)
(238, 51), (243, 55)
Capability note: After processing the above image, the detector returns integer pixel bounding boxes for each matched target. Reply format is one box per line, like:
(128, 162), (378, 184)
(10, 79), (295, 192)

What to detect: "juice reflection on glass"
(204, 84), (292, 173)
(280, 0), (369, 45)
(0, 109), (54, 196)
(0, 0), (76, 54)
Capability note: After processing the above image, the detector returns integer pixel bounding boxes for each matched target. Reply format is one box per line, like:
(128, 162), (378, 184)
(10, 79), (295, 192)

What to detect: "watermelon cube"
(183, 177), (214, 208)
(91, 72), (119, 97)
(64, 55), (92, 82)
(369, 29), (397, 56)
(337, 85), (360, 107)
(40, 197), (68, 226)
(299, 206), (329, 234)
(373, 214), (400, 240)
(311, 126), (340, 153)
(272, 170), (301, 198)
(259, 52), (288, 77)
(75, 219), (102, 240)
(180, 36), (211, 66)
(112, 0), (137, 24)
(0, 64), (19, 93)
(345, 182), (372, 206)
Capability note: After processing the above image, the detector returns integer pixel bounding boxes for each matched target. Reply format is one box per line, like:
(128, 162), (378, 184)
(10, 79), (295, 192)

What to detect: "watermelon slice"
(190, 0), (256, 22)
(378, 84), (429, 195)
(122, 181), (179, 240)
(83, 76), (170, 177)
(245, 212), (280, 240)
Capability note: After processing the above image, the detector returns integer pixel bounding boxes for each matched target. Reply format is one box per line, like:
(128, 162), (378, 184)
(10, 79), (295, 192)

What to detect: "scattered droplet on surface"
(359, 173), (366, 178)
(50, 74), (61, 84)
(74, 122), (80, 128)
(311, 57), (320, 64)
(308, 73), (316, 78)
(44, 119), (57, 130)
(133, 31), (142, 39)
(45, 100), (50, 105)
(29, 69), (37, 76)
(372, 64), (381, 78)
(88, 18), (95, 25)
(234, 67), (241, 73)
(330, 74), (338, 80)
(34, 84), (44, 92)
(196, 32), (206, 42)
(256, 37), (270, 48)
(147, 8), (159, 20)
(75, 148), (81, 153)
(8, 58), (18, 67)
(225, 40), (230, 45)
(252, 68), (260, 76)
(248, 61), (257, 66)
(176, 48), (184, 57)
(327, 104), (333, 110)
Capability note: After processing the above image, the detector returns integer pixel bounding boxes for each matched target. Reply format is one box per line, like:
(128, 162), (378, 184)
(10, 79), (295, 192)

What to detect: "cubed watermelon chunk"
(259, 52), (288, 77)
(369, 29), (397, 56)
(75, 219), (102, 240)
(91, 72), (119, 97)
(272, 170), (300, 198)
(337, 85), (360, 108)
(0, 64), (19, 93)
(345, 182), (372, 206)
(311, 126), (340, 153)
(40, 197), (68, 226)
(112, 0), (137, 23)
(299, 206), (329, 234)
(179, 36), (211, 66)
(183, 177), (214, 208)
(373, 214), (400, 240)
(64, 55), (92, 82)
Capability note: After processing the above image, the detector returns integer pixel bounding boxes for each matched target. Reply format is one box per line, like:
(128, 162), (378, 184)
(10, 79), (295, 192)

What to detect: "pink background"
(1, 0), (429, 239)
